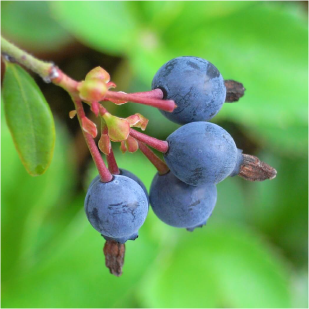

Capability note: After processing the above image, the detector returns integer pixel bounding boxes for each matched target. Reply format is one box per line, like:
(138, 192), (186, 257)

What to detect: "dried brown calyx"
(239, 154), (277, 181)
(224, 80), (246, 103)
(103, 240), (125, 277)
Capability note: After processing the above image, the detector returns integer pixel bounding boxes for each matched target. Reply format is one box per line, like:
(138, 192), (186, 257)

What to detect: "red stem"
(101, 120), (119, 175)
(74, 98), (112, 183)
(138, 142), (169, 175)
(52, 68), (79, 94)
(99, 105), (107, 116)
(106, 148), (120, 175)
(129, 128), (169, 153)
(105, 91), (176, 112)
(129, 88), (164, 99)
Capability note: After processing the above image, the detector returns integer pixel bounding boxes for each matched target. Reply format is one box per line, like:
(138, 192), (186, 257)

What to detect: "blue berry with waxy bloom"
(150, 171), (217, 229)
(230, 148), (244, 177)
(85, 175), (148, 244)
(89, 168), (148, 199)
(164, 121), (238, 186)
(186, 219), (208, 232)
(151, 56), (226, 124)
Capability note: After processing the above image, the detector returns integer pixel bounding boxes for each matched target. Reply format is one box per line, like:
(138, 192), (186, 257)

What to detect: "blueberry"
(164, 121), (238, 186)
(186, 219), (208, 232)
(89, 168), (148, 199)
(151, 56), (226, 124)
(229, 149), (244, 177)
(149, 172), (217, 229)
(85, 175), (148, 243)
(120, 169), (148, 199)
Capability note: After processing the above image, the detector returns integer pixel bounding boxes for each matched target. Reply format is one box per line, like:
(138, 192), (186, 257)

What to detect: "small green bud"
(78, 79), (107, 103)
(85, 67), (110, 83)
(102, 112), (130, 142)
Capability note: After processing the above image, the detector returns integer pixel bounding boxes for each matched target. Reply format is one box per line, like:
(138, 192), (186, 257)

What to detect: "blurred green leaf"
(139, 223), (292, 308)
(1, 1), (73, 51)
(291, 268), (308, 308)
(129, 2), (185, 31)
(142, 1), (255, 33)
(50, 1), (140, 55)
(246, 152), (308, 267)
(180, 3), (308, 155)
(1, 116), (75, 285)
(2, 62), (55, 176)
(249, 123), (308, 157)
(215, 176), (247, 223)
(1, 201), (161, 308)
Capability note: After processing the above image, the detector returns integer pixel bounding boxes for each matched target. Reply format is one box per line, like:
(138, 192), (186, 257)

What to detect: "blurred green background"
(1, 1), (308, 308)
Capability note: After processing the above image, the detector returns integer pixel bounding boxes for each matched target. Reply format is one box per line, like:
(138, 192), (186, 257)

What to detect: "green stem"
(1, 36), (53, 79)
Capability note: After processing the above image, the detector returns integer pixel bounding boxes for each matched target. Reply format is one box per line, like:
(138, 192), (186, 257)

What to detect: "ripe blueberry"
(164, 122), (238, 186)
(229, 149), (244, 177)
(89, 168), (148, 199)
(85, 175), (148, 243)
(151, 56), (226, 124)
(150, 171), (217, 229)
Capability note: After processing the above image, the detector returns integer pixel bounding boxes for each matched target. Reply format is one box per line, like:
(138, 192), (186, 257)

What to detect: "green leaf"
(1, 117), (75, 284)
(1, 199), (161, 308)
(246, 123), (308, 157)
(162, 2), (254, 29)
(138, 223), (293, 308)
(215, 176), (247, 223)
(50, 1), (139, 55)
(2, 62), (55, 176)
(291, 268), (308, 308)
(246, 152), (308, 267)
(1, 1), (73, 52)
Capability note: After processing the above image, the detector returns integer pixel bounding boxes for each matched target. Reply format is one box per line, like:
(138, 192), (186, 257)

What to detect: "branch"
(238, 154), (277, 181)
(225, 80), (245, 103)
(1, 36), (55, 81)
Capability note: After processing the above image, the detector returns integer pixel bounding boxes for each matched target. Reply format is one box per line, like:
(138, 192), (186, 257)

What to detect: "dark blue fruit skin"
(85, 175), (148, 244)
(164, 122), (238, 186)
(230, 149), (244, 177)
(89, 168), (148, 199)
(186, 218), (207, 232)
(150, 172), (217, 229)
(151, 56), (226, 124)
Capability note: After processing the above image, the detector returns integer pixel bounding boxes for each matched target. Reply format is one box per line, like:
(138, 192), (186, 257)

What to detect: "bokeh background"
(1, 1), (308, 308)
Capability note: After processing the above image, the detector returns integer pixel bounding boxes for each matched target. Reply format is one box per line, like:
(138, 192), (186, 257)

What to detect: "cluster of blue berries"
(151, 121), (243, 231)
(85, 56), (243, 243)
